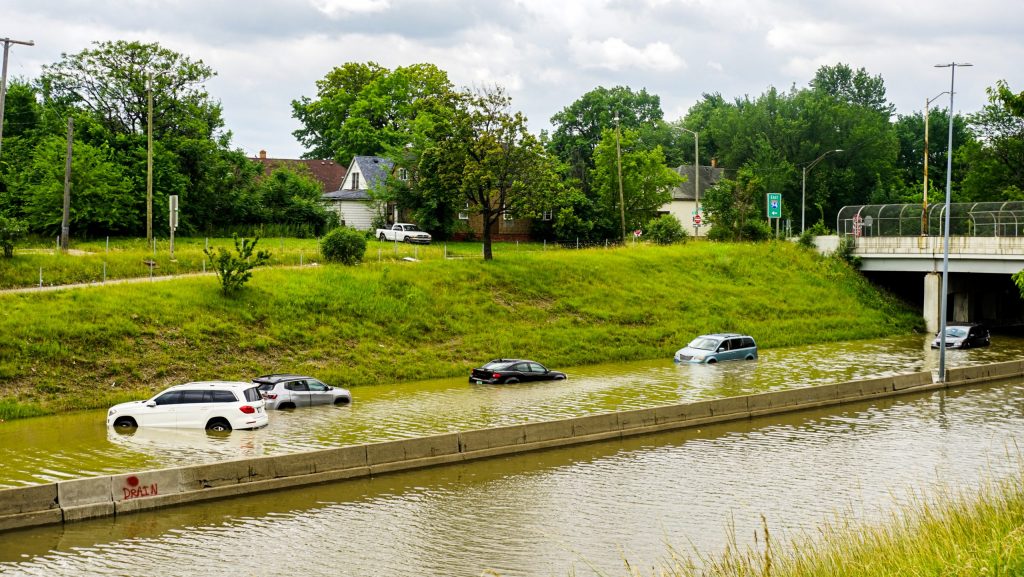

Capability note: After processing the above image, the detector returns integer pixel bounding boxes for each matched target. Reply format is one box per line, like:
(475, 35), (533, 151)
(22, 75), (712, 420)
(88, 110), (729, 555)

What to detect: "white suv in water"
(107, 381), (268, 431)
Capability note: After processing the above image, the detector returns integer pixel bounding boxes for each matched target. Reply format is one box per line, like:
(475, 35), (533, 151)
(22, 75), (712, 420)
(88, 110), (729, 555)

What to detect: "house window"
(458, 202), (469, 221)
(351, 173), (360, 190)
(542, 209), (553, 221)
(398, 168), (409, 181)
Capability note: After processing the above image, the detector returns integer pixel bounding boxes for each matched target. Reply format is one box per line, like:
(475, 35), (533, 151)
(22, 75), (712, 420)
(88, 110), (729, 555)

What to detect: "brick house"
(251, 150), (346, 192)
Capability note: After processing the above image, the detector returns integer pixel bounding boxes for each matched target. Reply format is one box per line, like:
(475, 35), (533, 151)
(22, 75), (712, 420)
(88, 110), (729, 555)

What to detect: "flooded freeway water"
(2, 333), (1024, 489)
(1, 376), (1023, 576)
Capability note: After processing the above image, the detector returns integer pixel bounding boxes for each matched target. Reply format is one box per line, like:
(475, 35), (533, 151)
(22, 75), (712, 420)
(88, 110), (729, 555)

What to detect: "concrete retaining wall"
(1, 363), (1020, 532)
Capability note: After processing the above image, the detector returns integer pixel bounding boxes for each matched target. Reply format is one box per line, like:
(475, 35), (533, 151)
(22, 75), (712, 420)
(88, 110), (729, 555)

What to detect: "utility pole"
(147, 72), (154, 243)
(61, 118), (73, 251)
(614, 114), (626, 242)
(0, 37), (35, 161)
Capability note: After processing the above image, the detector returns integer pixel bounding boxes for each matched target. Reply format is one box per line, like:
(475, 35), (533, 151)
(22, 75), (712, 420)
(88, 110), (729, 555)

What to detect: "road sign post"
(767, 193), (782, 237)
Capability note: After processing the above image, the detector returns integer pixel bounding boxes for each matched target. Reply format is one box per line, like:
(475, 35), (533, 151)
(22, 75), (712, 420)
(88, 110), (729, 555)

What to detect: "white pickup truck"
(376, 223), (432, 244)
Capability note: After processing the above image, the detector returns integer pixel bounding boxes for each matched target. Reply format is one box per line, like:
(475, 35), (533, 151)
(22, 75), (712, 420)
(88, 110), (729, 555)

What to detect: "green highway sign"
(767, 193), (782, 218)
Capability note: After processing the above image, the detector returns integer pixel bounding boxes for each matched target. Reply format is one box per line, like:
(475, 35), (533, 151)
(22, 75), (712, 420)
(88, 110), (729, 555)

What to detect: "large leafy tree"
(20, 131), (136, 237)
(291, 62), (456, 163)
(960, 80), (1024, 201)
(688, 63), (900, 229)
(590, 127), (682, 239)
(417, 86), (561, 260)
(548, 86), (666, 195)
(29, 40), (251, 236)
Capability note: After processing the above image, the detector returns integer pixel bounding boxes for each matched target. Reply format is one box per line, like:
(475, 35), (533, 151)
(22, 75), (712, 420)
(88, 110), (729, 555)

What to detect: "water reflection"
(2, 333), (1024, 487)
(1, 383), (1023, 576)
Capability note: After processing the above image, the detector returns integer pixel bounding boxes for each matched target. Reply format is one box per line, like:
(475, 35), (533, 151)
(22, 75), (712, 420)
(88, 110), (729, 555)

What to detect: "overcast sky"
(5, 0), (1023, 160)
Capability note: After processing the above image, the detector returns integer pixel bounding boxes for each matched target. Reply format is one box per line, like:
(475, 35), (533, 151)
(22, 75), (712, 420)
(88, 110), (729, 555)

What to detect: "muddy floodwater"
(1, 376), (1023, 575)
(2, 333), (1024, 489)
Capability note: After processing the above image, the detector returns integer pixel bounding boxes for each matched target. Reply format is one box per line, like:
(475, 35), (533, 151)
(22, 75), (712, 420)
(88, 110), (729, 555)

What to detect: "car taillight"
(240, 405), (256, 414)
(264, 394), (277, 400)
(492, 373), (501, 379)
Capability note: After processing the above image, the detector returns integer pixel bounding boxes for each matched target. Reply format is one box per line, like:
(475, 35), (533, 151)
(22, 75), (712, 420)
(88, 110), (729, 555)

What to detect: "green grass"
(635, 469), (1024, 576)
(0, 236), (559, 289)
(0, 241), (923, 419)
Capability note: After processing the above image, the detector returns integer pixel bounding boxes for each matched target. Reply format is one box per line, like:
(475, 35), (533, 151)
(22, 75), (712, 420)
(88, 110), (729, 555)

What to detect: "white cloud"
(310, 0), (390, 16)
(569, 37), (685, 72)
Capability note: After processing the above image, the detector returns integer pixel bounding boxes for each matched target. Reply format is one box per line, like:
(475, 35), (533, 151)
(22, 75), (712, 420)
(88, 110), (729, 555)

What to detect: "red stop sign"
(693, 214), (702, 225)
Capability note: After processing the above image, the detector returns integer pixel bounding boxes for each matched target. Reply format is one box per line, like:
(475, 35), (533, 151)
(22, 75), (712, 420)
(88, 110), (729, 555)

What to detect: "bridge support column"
(924, 272), (942, 334)
(953, 292), (971, 323)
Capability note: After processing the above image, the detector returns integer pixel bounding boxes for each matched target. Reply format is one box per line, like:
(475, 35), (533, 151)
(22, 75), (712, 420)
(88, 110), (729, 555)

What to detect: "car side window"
(242, 387), (261, 402)
(741, 337), (755, 348)
(181, 390), (206, 404)
(307, 380), (327, 392)
(513, 363), (528, 372)
(528, 363), (545, 373)
(153, 391), (183, 405)
(717, 340), (728, 352)
(729, 338), (743, 350)
(212, 390), (237, 403)
(288, 381), (310, 392)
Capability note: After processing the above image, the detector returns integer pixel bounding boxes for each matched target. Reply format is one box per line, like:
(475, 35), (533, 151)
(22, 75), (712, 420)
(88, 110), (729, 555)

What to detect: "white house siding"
(330, 201), (376, 230)
(660, 199), (709, 237)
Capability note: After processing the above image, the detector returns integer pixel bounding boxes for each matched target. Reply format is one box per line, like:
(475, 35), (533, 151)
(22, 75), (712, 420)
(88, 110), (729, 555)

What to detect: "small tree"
(203, 234), (270, 295)
(321, 226), (367, 265)
(0, 215), (27, 258)
(645, 214), (687, 245)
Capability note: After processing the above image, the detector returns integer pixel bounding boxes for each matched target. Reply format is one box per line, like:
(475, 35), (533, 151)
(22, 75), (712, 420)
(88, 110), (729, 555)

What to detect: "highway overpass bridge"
(824, 202), (1024, 333)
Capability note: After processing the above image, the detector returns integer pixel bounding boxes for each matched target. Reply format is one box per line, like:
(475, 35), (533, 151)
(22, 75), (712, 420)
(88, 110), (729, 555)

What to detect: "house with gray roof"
(322, 156), (395, 230)
(659, 163), (724, 237)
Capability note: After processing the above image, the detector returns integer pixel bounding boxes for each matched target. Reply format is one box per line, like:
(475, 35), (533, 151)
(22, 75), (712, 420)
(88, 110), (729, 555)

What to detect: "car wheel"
(504, 377), (519, 384)
(745, 354), (755, 360)
(113, 416), (137, 429)
(279, 402), (295, 410)
(334, 397), (351, 405)
(706, 358), (717, 364)
(379, 233), (387, 241)
(553, 375), (566, 380)
(206, 418), (232, 432)
(403, 236), (411, 243)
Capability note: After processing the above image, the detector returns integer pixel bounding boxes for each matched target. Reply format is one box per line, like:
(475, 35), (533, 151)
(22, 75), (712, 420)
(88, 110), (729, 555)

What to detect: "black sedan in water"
(470, 359), (567, 384)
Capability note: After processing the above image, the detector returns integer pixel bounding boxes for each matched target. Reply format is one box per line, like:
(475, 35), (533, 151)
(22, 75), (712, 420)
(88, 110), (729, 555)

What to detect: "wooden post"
(60, 118), (73, 251)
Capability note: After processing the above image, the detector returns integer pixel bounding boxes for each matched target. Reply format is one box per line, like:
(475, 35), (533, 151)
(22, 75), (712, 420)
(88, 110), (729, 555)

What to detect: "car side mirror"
(146, 401), (156, 408)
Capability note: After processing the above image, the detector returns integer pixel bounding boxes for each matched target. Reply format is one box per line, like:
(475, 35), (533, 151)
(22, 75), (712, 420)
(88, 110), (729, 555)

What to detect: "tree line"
(2, 40), (1023, 259)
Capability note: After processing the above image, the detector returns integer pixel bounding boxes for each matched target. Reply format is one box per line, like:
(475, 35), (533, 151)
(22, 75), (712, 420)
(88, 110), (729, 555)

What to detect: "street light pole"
(935, 62), (972, 383)
(800, 149), (843, 234)
(0, 37), (34, 161)
(922, 92), (949, 235)
(614, 114), (626, 242)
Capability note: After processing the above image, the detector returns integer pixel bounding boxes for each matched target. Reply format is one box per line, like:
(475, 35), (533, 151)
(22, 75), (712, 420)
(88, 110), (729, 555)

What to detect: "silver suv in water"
(674, 333), (758, 364)
(253, 374), (352, 409)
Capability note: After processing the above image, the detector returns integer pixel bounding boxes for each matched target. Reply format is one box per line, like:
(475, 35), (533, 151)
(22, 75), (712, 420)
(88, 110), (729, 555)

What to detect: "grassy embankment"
(630, 470), (1024, 576)
(0, 236), (489, 289)
(0, 241), (922, 419)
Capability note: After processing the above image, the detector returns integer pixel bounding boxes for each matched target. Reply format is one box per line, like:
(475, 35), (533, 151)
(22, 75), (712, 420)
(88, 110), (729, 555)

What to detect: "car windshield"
(687, 337), (720, 351)
(944, 327), (968, 338)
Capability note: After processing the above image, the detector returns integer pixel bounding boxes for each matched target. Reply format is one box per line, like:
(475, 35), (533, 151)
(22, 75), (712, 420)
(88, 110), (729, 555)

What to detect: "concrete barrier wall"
(1, 363), (1021, 532)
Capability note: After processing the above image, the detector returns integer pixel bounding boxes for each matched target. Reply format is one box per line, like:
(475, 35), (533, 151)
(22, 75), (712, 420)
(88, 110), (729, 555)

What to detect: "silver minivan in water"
(674, 333), (758, 364)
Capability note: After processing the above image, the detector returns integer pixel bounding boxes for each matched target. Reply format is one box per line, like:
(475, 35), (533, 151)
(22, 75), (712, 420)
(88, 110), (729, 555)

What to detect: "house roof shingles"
(251, 151), (347, 192)
(670, 165), (725, 201)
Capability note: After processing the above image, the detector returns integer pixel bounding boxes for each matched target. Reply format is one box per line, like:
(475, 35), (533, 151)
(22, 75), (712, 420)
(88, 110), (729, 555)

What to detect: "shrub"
(203, 234), (271, 295)
(0, 215), (27, 258)
(321, 226), (367, 265)
(645, 214), (688, 245)
(798, 220), (832, 248)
